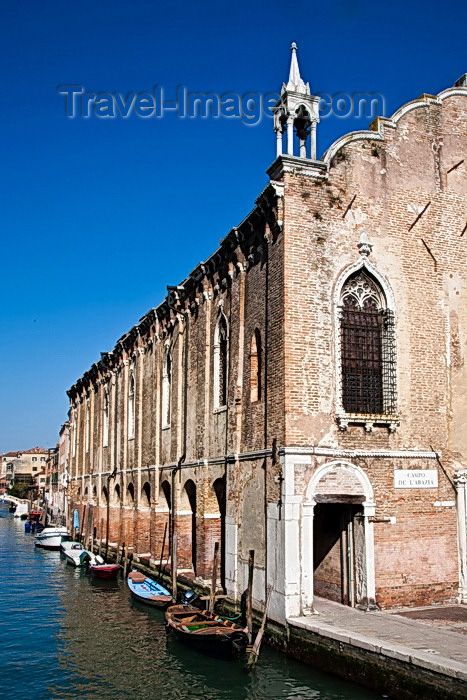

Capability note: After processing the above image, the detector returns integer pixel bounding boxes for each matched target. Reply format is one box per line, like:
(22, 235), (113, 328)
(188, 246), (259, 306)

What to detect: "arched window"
(339, 271), (396, 417)
(142, 482), (151, 507)
(128, 372), (135, 440)
(85, 399), (90, 454)
(102, 387), (109, 448)
(214, 315), (228, 408)
(72, 408), (77, 458)
(250, 329), (262, 402)
(161, 349), (172, 427)
(127, 482), (135, 505)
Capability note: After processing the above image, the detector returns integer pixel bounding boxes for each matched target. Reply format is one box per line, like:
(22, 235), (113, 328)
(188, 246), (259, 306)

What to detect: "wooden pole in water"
(208, 542), (219, 612)
(158, 521), (168, 579)
(246, 585), (273, 670)
(171, 531), (178, 600)
(79, 505), (87, 544)
(98, 518), (104, 557)
(247, 549), (254, 644)
(123, 521), (129, 576)
(89, 511), (94, 552)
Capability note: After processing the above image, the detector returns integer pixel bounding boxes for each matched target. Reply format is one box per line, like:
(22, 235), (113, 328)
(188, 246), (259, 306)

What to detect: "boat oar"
(246, 585), (273, 670)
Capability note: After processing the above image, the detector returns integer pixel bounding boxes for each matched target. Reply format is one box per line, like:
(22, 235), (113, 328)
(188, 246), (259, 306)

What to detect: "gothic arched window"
(214, 315), (228, 408)
(162, 349), (172, 427)
(102, 387), (109, 448)
(128, 372), (135, 440)
(339, 271), (396, 417)
(250, 329), (262, 402)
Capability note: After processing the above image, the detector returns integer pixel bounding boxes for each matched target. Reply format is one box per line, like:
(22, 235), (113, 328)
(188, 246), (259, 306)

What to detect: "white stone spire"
(285, 42), (310, 95)
(273, 43), (320, 161)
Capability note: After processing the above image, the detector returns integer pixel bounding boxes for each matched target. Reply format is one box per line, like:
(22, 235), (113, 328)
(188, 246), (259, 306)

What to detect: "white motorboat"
(64, 547), (104, 567)
(34, 526), (70, 550)
(60, 540), (85, 555)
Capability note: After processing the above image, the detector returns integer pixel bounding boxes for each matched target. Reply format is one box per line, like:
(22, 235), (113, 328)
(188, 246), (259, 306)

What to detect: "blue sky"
(1, 0), (466, 453)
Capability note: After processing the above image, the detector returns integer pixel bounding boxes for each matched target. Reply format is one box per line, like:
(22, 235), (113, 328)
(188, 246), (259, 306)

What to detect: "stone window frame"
(161, 344), (172, 429)
(102, 385), (110, 448)
(213, 311), (229, 411)
(249, 328), (262, 403)
(85, 398), (90, 453)
(334, 258), (399, 433)
(127, 369), (135, 441)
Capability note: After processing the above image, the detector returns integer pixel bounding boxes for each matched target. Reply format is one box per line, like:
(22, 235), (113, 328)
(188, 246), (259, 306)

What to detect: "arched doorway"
(213, 477), (226, 589)
(303, 461), (376, 611)
(182, 480), (197, 575)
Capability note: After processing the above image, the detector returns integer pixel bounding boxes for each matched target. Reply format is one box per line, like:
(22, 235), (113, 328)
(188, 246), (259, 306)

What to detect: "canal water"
(0, 505), (382, 699)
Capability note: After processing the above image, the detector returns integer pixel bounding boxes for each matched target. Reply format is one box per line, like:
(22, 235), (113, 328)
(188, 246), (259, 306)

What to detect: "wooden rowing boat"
(90, 563), (121, 580)
(165, 604), (249, 659)
(127, 571), (174, 608)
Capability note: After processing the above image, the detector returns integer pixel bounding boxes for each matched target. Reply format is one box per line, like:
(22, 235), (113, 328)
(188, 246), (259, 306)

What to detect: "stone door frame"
(301, 460), (377, 612)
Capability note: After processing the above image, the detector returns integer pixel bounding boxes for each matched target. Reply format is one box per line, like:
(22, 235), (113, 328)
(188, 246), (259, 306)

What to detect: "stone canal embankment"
(286, 597), (467, 700)
(106, 549), (467, 700)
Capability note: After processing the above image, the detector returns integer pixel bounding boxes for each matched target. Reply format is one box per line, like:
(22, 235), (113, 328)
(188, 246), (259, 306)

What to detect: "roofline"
(322, 84), (467, 165)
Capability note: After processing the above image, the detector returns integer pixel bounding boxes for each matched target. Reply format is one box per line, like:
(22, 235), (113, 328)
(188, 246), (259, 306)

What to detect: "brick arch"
(306, 460), (374, 504)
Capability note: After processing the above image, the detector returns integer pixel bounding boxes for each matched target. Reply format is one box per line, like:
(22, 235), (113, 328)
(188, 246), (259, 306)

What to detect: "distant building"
(66, 48), (467, 621)
(1, 447), (49, 490)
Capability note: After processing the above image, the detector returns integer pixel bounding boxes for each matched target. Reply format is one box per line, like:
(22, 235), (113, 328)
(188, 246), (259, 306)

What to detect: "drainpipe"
(167, 286), (189, 594)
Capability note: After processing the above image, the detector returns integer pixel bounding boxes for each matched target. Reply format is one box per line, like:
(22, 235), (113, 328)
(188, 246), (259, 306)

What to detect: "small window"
(40, 457), (45, 462)
(32, 466), (38, 472)
(32, 457), (37, 462)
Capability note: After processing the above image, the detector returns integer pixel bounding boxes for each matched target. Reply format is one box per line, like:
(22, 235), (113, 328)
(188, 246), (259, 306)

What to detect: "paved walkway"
(288, 597), (467, 684)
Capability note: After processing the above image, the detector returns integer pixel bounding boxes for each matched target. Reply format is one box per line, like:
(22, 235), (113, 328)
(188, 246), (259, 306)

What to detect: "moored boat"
(127, 571), (174, 608)
(34, 526), (70, 550)
(89, 563), (121, 580)
(61, 540), (85, 555)
(65, 548), (103, 567)
(165, 602), (249, 659)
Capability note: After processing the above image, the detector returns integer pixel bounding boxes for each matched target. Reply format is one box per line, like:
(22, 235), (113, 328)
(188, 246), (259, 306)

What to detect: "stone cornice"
(279, 446), (441, 459)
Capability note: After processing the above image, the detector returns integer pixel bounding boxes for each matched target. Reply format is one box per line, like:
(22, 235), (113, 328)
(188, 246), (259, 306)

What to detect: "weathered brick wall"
(279, 92), (467, 607)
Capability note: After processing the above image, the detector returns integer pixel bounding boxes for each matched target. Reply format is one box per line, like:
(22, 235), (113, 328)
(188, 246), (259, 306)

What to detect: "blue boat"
(127, 571), (174, 608)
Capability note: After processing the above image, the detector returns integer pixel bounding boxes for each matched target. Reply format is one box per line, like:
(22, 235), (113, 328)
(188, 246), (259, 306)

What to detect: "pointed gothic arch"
(334, 257), (398, 430)
(249, 329), (262, 403)
(214, 313), (229, 408)
(161, 346), (172, 427)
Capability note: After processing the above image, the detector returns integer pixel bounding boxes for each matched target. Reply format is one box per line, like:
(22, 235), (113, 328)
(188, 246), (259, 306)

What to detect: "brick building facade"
(66, 47), (467, 622)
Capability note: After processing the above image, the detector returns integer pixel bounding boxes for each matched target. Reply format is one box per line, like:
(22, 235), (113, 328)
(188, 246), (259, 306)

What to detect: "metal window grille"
(340, 304), (396, 415)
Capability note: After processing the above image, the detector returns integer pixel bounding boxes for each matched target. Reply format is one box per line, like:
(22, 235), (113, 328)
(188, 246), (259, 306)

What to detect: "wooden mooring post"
(208, 542), (219, 612)
(98, 518), (104, 557)
(171, 531), (178, 600)
(246, 585), (273, 670)
(247, 549), (254, 644)
(123, 522), (129, 576)
(158, 522), (168, 578)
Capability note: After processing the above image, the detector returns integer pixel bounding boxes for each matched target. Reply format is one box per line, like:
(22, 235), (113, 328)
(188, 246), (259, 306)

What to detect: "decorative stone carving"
(357, 231), (373, 257)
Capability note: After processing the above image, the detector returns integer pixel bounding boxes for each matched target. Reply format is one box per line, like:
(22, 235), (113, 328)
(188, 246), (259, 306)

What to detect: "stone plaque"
(394, 470), (438, 489)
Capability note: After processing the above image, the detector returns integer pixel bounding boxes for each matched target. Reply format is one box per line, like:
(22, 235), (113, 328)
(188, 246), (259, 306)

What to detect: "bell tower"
(272, 43), (320, 160)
